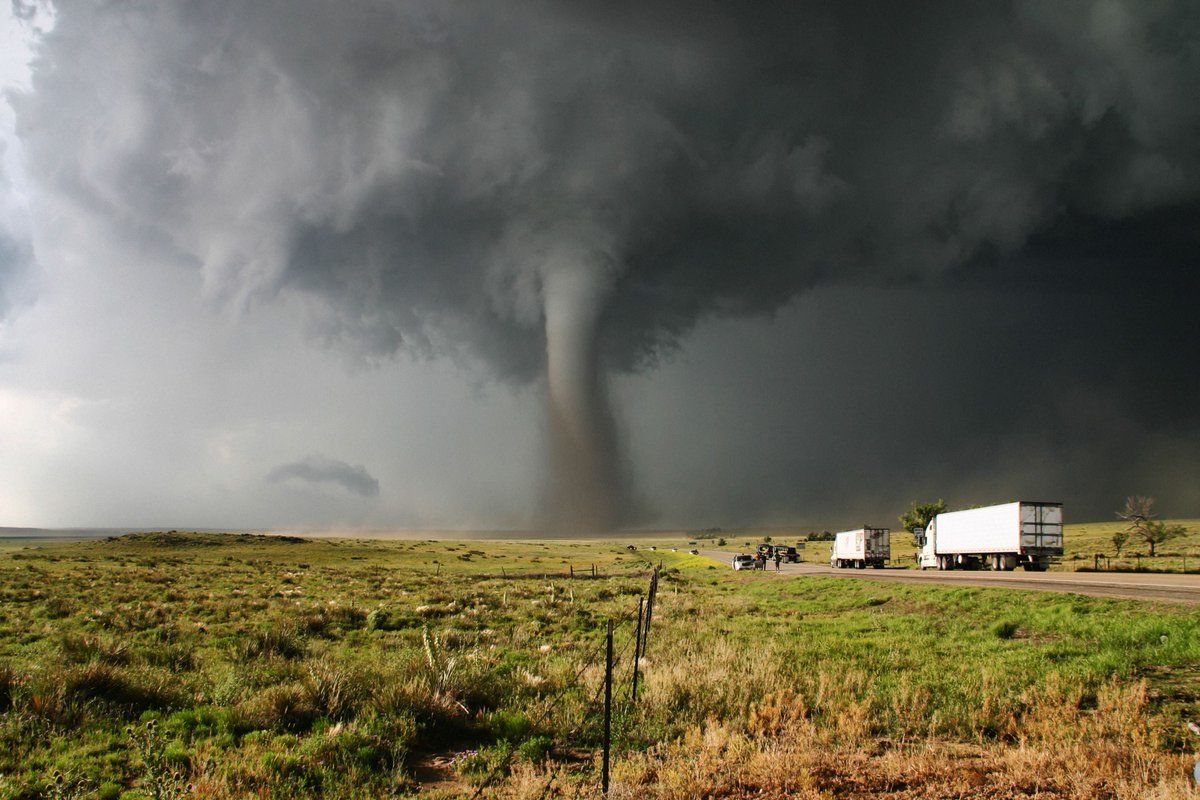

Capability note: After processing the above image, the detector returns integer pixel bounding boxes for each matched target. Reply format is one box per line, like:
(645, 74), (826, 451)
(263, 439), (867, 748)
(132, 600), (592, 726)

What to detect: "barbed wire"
(469, 608), (643, 799)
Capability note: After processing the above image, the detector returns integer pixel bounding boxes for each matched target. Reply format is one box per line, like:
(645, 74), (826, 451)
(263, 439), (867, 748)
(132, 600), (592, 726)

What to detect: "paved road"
(699, 550), (1200, 603)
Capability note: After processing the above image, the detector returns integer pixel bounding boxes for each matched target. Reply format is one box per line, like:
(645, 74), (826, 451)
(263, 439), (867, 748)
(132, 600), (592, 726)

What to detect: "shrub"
(992, 620), (1020, 640)
(517, 734), (553, 762)
(126, 720), (189, 800)
(484, 709), (532, 742)
(238, 683), (318, 732)
(60, 633), (132, 665)
(62, 663), (179, 715)
(139, 641), (196, 671)
(236, 627), (307, 661)
(304, 659), (367, 721)
(42, 597), (75, 619)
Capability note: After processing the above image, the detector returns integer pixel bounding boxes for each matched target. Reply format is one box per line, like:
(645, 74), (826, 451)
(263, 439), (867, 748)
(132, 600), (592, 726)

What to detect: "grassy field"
(0, 532), (1198, 798)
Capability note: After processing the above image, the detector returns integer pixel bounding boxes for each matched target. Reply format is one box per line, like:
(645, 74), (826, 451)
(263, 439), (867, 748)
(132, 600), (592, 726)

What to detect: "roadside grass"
(0, 533), (1196, 797)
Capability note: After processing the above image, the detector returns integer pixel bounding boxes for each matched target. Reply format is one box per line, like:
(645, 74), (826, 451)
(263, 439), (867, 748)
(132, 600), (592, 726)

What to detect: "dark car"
(775, 546), (799, 563)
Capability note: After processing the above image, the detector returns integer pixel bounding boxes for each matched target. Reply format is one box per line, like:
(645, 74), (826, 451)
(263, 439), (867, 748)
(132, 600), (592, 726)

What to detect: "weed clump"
(238, 683), (319, 732)
(62, 663), (180, 715)
(992, 620), (1021, 639)
(236, 626), (307, 661)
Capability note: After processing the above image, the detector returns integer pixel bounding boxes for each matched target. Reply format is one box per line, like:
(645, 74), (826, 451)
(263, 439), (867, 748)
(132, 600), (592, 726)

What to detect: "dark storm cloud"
(17, 0), (1196, 365)
(266, 454), (380, 498)
(10, 0), (1200, 525)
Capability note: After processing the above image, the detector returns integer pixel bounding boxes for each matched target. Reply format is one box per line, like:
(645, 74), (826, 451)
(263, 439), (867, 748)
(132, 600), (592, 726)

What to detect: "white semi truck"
(831, 527), (890, 569)
(916, 501), (1063, 571)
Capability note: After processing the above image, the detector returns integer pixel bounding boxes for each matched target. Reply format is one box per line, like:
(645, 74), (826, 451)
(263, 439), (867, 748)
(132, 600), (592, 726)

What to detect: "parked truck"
(916, 501), (1063, 571)
(830, 527), (890, 569)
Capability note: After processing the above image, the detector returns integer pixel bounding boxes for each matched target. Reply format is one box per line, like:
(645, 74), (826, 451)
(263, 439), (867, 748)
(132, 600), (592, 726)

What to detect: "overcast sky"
(1, 1), (1197, 532)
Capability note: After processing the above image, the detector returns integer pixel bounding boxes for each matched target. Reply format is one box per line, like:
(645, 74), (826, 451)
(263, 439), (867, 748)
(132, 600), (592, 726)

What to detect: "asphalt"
(699, 550), (1200, 603)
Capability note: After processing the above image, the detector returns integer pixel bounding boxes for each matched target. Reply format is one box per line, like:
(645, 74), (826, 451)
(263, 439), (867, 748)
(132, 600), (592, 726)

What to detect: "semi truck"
(830, 527), (890, 569)
(916, 501), (1062, 571)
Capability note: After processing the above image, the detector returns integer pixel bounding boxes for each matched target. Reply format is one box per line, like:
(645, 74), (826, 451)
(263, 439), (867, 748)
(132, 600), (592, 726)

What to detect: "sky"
(0, 0), (1197, 532)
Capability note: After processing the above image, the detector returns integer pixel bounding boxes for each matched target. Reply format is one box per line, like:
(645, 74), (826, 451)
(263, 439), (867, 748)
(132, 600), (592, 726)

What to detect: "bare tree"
(1117, 496), (1184, 557)
(1117, 495), (1156, 528)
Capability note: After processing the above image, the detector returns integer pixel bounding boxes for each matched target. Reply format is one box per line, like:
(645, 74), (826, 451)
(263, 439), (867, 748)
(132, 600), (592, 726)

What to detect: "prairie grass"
(0, 532), (1196, 797)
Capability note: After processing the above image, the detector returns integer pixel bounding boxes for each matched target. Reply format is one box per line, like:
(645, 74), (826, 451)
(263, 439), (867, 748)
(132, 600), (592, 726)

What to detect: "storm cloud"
(266, 454), (380, 498)
(3, 1), (1199, 528)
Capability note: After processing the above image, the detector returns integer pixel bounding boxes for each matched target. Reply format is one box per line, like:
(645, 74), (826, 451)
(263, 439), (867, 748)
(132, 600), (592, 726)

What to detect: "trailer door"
(1020, 503), (1063, 554)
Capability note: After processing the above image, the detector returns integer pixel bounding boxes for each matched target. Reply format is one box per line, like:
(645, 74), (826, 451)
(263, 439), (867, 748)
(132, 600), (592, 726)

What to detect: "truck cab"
(917, 520), (938, 569)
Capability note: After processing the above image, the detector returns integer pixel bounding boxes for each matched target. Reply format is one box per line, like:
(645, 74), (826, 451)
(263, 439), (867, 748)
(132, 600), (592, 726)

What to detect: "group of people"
(753, 549), (783, 571)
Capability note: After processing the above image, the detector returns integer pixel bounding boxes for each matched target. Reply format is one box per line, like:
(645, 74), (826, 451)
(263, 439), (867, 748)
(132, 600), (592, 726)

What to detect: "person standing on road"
(774, 552), (782, 571)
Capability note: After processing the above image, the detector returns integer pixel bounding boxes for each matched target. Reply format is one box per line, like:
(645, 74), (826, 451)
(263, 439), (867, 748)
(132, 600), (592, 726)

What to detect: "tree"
(1116, 495), (1185, 557)
(1117, 495), (1156, 529)
(1140, 520), (1185, 557)
(900, 499), (948, 542)
(1111, 529), (1129, 557)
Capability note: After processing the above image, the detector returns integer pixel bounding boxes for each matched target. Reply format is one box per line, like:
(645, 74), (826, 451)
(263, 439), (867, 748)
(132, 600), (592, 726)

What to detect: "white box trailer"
(831, 527), (890, 569)
(917, 501), (1062, 571)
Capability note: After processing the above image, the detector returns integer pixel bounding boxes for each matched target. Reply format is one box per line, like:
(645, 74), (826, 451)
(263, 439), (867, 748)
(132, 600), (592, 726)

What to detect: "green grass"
(0, 532), (1197, 797)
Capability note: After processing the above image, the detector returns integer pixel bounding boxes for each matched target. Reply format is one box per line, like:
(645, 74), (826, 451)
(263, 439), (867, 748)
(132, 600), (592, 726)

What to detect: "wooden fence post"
(630, 596), (644, 702)
(641, 569), (658, 657)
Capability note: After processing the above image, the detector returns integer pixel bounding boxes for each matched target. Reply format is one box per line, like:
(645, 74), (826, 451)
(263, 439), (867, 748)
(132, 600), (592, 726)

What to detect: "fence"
(1071, 551), (1200, 574)
(469, 566), (661, 799)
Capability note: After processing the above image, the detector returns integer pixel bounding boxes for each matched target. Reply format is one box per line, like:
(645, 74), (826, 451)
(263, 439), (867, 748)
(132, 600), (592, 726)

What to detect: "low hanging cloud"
(266, 454), (380, 498)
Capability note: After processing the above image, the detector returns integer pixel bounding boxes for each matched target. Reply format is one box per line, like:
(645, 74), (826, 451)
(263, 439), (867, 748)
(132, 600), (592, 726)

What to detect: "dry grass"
(508, 676), (1193, 799)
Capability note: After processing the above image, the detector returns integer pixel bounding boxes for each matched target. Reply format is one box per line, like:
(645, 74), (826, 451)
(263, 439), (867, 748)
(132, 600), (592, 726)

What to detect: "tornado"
(542, 263), (621, 533)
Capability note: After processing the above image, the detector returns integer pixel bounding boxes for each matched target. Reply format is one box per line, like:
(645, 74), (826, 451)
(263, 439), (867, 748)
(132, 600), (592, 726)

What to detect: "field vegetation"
(0, 532), (1198, 798)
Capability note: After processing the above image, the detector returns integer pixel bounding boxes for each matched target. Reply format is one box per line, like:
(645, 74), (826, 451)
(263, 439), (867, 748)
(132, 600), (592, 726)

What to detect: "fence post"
(642, 569), (658, 656)
(630, 596), (644, 702)
(602, 619), (613, 795)
(570, 564), (574, 579)
(592, 563), (596, 578)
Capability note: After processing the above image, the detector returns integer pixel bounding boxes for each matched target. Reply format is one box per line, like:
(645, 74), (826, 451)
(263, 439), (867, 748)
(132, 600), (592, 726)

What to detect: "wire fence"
(468, 566), (660, 799)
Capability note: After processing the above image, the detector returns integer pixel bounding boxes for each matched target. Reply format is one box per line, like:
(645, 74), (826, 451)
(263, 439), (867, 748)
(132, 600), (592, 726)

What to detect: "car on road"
(775, 546), (800, 563)
(732, 554), (756, 570)
(688, 548), (700, 555)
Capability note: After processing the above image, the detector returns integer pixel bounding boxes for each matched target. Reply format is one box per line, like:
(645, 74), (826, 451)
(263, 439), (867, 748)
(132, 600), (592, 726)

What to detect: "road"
(699, 550), (1200, 603)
